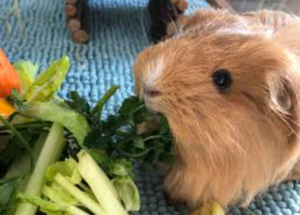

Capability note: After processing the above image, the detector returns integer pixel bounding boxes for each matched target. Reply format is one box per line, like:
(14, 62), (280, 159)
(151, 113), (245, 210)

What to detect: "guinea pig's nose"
(143, 86), (161, 97)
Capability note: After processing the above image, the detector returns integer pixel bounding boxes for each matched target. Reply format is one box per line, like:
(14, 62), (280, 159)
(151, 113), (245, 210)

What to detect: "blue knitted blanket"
(1, 0), (300, 215)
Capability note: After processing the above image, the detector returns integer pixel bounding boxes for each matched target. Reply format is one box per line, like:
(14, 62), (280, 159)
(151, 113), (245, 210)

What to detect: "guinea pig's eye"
(212, 69), (232, 91)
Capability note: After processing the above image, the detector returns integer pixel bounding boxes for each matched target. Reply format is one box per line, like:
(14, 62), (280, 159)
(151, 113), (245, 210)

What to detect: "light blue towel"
(1, 0), (300, 215)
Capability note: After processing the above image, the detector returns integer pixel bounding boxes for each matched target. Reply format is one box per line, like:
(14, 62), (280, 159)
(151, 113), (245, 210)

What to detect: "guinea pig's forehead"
(143, 56), (167, 85)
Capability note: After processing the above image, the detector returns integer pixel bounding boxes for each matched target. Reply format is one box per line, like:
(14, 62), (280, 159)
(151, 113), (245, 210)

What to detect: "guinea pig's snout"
(143, 86), (161, 97)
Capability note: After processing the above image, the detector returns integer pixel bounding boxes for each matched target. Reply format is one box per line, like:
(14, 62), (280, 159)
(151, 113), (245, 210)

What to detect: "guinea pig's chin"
(144, 98), (159, 114)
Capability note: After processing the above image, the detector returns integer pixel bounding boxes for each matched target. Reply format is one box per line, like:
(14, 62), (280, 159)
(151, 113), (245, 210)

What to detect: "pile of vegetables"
(0, 49), (173, 215)
(0, 49), (225, 215)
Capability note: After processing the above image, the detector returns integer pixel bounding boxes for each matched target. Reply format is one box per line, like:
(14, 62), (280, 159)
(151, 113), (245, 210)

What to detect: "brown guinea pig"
(133, 8), (300, 210)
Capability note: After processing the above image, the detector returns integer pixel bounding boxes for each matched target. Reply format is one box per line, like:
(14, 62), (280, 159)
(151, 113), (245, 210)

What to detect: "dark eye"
(212, 69), (232, 90)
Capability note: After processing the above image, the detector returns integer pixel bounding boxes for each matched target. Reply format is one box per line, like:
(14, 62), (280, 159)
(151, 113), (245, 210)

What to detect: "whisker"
(270, 1), (296, 16)
(167, 13), (179, 36)
(139, 9), (150, 47)
(272, 109), (300, 141)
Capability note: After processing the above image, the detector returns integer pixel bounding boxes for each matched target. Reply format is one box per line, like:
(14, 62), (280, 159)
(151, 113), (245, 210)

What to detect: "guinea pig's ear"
(267, 73), (296, 116)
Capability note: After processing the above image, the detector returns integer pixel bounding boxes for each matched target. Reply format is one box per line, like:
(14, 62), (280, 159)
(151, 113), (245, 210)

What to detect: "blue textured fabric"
(1, 0), (300, 215)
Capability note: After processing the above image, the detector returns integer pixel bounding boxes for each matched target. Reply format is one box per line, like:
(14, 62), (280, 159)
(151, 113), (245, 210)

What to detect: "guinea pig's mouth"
(144, 97), (159, 114)
(140, 86), (161, 114)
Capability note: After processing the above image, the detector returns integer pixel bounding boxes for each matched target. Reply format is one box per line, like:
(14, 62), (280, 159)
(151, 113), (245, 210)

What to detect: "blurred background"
(228, 0), (300, 13)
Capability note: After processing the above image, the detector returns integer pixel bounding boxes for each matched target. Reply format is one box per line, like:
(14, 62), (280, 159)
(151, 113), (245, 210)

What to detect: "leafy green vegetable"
(82, 94), (173, 167)
(0, 53), (176, 215)
(18, 193), (66, 212)
(13, 61), (38, 96)
(24, 101), (90, 145)
(112, 177), (140, 211)
(17, 193), (89, 215)
(64, 90), (174, 214)
(91, 85), (119, 119)
(14, 123), (66, 215)
(0, 177), (23, 215)
(24, 56), (70, 103)
(65, 91), (91, 123)
(45, 158), (81, 184)
(77, 150), (128, 215)
(0, 115), (34, 171)
(0, 133), (48, 215)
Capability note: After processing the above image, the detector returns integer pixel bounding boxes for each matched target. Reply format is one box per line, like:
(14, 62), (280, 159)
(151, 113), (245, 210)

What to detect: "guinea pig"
(133, 8), (300, 211)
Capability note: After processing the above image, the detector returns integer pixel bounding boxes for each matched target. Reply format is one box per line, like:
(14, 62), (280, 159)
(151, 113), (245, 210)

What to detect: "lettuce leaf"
(24, 56), (70, 103)
(13, 61), (38, 96)
(17, 193), (66, 212)
(112, 177), (140, 212)
(45, 158), (81, 185)
(17, 193), (89, 215)
(24, 101), (90, 145)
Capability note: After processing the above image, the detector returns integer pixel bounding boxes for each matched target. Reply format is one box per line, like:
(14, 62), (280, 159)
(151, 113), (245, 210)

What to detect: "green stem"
(0, 121), (50, 131)
(112, 143), (153, 158)
(14, 123), (66, 215)
(143, 135), (171, 142)
(91, 86), (119, 117)
(0, 115), (34, 171)
(130, 105), (145, 114)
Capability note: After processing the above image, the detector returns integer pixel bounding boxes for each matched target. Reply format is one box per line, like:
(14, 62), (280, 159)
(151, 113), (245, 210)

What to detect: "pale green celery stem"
(77, 151), (128, 215)
(14, 123), (66, 215)
(54, 173), (106, 215)
(5, 132), (47, 190)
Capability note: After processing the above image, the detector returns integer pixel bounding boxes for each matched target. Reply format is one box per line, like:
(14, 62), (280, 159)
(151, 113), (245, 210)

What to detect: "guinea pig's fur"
(133, 9), (300, 210)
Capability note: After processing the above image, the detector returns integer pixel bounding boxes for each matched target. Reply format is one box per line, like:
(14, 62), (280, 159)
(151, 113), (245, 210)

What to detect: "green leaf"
(65, 91), (91, 120)
(118, 97), (143, 117)
(18, 193), (88, 215)
(91, 86), (119, 118)
(112, 176), (140, 212)
(24, 101), (90, 145)
(110, 159), (133, 178)
(24, 56), (70, 103)
(45, 158), (81, 184)
(0, 177), (22, 214)
(0, 115), (35, 171)
(13, 61), (39, 96)
(132, 137), (144, 149)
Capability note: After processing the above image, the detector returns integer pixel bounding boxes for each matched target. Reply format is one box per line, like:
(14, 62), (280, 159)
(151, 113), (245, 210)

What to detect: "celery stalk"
(14, 123), (66, 215)
(54, 173), (106, 215)
(17, 193), (90, 215)
(77, 150), (128, 215)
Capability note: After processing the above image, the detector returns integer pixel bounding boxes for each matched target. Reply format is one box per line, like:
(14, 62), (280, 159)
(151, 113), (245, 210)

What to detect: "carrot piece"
(0, 49), (20, 98)
(0, 98), (15, 118)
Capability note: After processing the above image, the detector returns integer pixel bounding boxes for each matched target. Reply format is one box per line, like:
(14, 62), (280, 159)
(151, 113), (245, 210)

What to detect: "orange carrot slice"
(0, 49), (20, 98)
